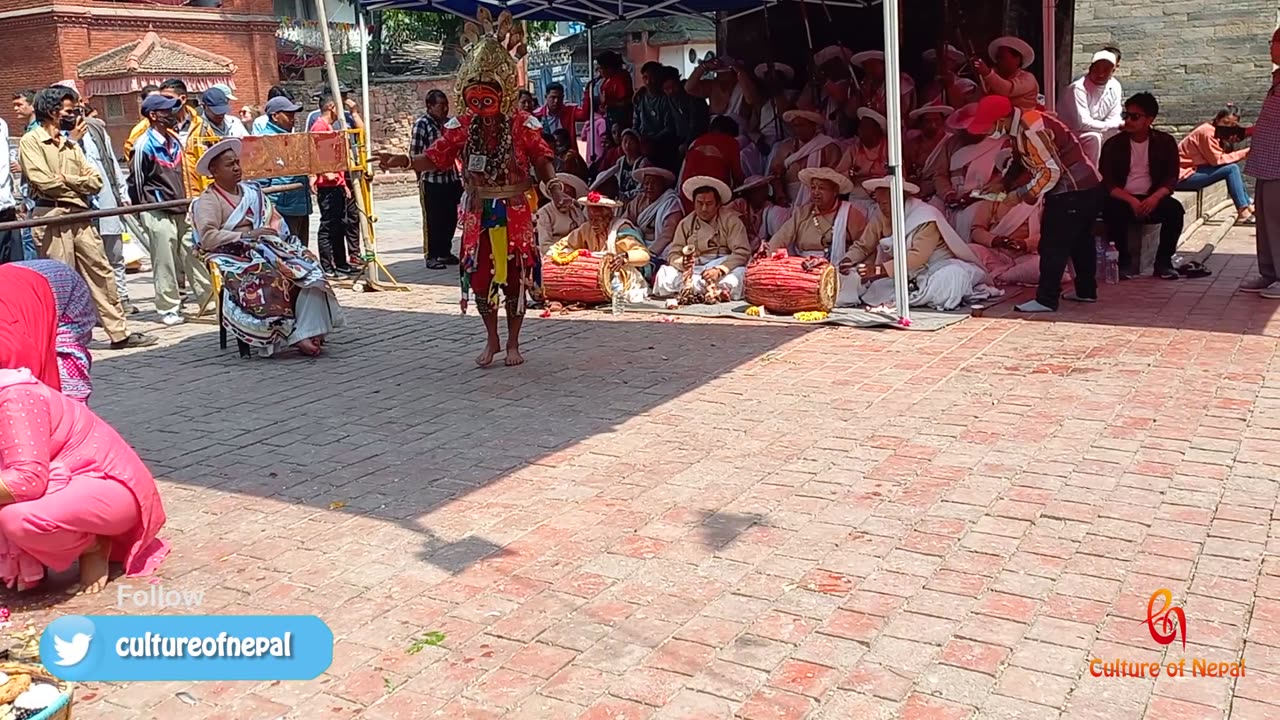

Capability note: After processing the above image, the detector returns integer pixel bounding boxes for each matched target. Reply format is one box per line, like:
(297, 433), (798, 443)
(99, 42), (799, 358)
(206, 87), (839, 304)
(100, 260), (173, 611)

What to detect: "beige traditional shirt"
(535, 203), (586, 253)
(625, 191), (682, 254)
(843, 210), (950, 278)
(668, 209), (752, 271)
(904, 131), (949, 199)
(768, 136), (841, 203)
(766, 202), (867, 256)
(19, 126), (103, 208)
(549, 218), (650, 267)
(982, 70), (1040, 111)
(970, 196), (1039, 253)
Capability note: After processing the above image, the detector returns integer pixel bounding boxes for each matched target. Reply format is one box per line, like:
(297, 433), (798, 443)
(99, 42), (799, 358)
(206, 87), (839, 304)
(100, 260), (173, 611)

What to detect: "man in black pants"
(411, 90), (462, 269)
(1099, 92), (1184, 280)
(965, 95), (1103, 313)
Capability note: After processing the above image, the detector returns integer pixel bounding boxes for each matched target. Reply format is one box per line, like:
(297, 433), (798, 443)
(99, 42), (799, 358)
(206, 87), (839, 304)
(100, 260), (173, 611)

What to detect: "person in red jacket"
(533, 82), (588, 147)
(591, 51), (633, 133)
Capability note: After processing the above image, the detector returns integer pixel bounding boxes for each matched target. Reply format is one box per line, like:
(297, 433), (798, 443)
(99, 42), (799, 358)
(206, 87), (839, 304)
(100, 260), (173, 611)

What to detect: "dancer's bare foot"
(476, 340), (501, 368)
(295, 338), (322, 356)
(68, 539), (111, 596)
(505, 346), (525, 366)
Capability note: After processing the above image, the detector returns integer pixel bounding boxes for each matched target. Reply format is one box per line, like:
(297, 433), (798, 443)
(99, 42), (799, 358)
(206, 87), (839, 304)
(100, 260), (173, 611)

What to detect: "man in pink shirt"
(1243, 28), (1280, 297)
(1175, 106), (1254, 224)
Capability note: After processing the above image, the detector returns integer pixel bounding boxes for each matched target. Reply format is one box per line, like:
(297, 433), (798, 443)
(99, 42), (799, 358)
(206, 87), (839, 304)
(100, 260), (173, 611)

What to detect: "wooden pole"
(0, 184), (304, 233)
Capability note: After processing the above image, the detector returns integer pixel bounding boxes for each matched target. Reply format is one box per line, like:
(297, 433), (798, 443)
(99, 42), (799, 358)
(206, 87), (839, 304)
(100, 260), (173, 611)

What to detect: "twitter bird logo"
(42, 616), (96, 673)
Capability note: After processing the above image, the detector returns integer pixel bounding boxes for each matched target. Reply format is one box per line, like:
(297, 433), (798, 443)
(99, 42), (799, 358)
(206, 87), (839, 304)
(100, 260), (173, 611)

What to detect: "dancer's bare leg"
(477, 311), (501, 368)
(505, 312), (525, 366)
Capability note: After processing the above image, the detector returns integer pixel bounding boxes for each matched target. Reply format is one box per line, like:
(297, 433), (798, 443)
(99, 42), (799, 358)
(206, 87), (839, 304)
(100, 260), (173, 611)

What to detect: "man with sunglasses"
(1099, 92), (1183, 280)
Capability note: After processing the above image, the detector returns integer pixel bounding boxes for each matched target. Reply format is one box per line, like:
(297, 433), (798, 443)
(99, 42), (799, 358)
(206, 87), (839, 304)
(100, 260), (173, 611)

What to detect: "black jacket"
(1099, 129), (1180, 197)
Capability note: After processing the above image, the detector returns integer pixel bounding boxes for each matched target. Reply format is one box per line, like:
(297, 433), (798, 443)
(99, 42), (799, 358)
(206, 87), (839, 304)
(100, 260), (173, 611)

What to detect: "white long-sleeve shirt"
(1062, 76), (1123, 138)
(0, 119), (15, 211)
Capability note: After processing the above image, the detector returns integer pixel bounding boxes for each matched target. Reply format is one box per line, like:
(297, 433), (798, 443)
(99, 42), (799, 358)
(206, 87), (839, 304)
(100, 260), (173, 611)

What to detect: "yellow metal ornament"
(455, 9), (528, 117)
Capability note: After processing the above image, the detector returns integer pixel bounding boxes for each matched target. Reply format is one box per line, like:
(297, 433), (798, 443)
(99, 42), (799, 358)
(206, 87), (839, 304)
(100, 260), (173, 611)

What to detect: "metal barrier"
(0, 184), (304, 233)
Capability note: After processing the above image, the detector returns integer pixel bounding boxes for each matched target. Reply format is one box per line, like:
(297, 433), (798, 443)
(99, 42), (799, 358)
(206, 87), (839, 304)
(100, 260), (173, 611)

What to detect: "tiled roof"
(549, 17), (715, 55)
(77, 31), (237, 79)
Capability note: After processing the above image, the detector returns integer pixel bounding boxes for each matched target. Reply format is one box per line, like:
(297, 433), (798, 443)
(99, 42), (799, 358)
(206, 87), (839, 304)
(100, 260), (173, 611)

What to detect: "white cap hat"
(1090, 50), (1119, 67)
(862, 176), (920, 196)
(196, 137), (241, 177)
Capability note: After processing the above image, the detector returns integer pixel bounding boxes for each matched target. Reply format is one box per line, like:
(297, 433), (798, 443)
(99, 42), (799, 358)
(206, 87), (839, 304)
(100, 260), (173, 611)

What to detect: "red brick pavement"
(8, 212), (1280, 719)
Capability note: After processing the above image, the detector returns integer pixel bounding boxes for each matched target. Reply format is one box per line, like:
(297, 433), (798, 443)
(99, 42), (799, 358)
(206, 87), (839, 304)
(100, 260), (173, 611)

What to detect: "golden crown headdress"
(455, 8), (528, 116)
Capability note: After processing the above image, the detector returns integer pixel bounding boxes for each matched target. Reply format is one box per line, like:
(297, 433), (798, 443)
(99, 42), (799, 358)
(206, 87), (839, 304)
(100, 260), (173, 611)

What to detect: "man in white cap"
(837, 108), (889, 207)
(545, 191), (650, 303)
(840, 176), (990, 310)
(535, 173), (589, 253)
(768, 110), (840, 208)
(1061, 49), (1124, 166)
(973, 36), (1040, 110)
(851, 50), (916, 118)
(905, 105), (954, 204)
(626, 166), (683, 259)
(920, 45), (980, 108)
(654, 176), (751, 302)
(730, 175), (791, 251)
(765, 167), (867, 306)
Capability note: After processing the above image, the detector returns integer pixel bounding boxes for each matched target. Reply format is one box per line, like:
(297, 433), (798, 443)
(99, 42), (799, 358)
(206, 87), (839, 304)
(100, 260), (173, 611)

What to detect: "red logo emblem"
(1146, 589), (1187, 650)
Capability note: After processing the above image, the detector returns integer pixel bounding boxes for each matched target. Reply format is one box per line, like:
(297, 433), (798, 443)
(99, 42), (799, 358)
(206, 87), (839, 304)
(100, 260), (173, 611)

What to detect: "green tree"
(379, 11), (557, 47)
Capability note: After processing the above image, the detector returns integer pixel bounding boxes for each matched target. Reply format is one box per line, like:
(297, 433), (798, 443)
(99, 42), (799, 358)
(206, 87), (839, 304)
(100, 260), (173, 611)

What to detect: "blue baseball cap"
(201, 87), (232, 115)
(141, 94), (182, 114)
(264, 96), (304, 115)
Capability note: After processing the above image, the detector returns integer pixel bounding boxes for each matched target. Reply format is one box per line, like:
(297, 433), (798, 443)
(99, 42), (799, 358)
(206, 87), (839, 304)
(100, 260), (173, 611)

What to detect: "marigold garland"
(793, 311), (829, 322)
(744, 305), (766, 317)
(550, 249), (582, 265)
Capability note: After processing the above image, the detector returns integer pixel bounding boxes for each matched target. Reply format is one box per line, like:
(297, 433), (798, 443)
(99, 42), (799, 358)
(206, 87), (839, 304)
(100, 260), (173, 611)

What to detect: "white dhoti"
(862, 259), (991, 311)
(653, 256), (746, 300)
(262, 288), (346, 357)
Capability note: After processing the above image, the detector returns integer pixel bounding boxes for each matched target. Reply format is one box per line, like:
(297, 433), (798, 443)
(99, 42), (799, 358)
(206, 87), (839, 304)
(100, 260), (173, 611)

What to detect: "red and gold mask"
(463, 84), (503, 117)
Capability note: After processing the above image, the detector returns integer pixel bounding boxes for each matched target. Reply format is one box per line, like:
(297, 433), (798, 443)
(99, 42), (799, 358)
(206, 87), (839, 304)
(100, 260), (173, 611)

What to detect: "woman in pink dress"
(0, 368), (168, 594)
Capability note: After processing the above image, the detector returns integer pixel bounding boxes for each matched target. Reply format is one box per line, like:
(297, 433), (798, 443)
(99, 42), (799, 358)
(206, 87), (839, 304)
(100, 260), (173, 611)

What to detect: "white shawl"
(990, 197), (1042, 243)
(782, 134), (838, 206)
(879, 198), (985, 273)
(637, 188), (682, 248)
(950, 136), (1005, 194)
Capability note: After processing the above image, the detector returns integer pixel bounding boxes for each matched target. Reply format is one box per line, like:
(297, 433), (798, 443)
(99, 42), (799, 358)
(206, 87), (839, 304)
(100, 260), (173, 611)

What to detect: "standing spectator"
(255, 96), (313, 248)
(158, 79), (204, 196)
(1061, 49), (1123, 167)
(1099, 92), (1184, 280)
(633, 62), (671, 143)
(517, 89), (537, 114)
(1176, 105), (1254, 224)
(19, 87), (154, 348)
(252, 86), (294, 135)
(122, 84), (162, 161)
(0, 116), (19, 263)
(77, 91), (137, 313)
(311, 94), (353, 278)
(552, 128), (589, 179)
(12, 90), (36, 133)
(1244, 28), (1280, 297)
(411, 89), (461, 270)
(239, 105), (258, 125)
(306, 92), (366, 271)
(962, 95), (1101, 313)
(131, 93), (211, 326)
(534, 83), (587, 147)
(198, 86), (248, 139)
(592, 51), (633, 133)
(663, 67), (710, 171)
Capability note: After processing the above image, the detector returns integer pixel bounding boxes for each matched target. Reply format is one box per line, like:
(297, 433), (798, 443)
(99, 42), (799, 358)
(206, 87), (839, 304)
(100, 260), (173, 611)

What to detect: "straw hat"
(862, 176), (921, 196)
(799, 167), (854, 196)
(857, 107), (887, 129)
(632, 166), (675, 185)
(755, 63), (795, 81)
(734, 175), (773, 195)
(541, 172), (588, 200)
(988, 36), (1035, 68)
(682, 175), (733, 203)
(196, 137), (241, 177)
(814, 45), (852, 67)
(578, 190), (623, 208)
(945, 102), (979, 133)
(851, 50), (885, 67)
(908, 104), (954, 121)
(923, 44), (966, 65)
(783, 109), (826, 127)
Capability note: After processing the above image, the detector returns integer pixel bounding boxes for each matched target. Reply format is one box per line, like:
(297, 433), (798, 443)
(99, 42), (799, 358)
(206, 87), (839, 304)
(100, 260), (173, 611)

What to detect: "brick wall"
(1072, 0), (1277, 129)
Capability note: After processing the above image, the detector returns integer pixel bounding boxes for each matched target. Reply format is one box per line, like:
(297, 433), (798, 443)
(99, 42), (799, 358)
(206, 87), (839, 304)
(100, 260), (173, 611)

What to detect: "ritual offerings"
(745, 251), (838, 315)
(0, 663), (73, 719)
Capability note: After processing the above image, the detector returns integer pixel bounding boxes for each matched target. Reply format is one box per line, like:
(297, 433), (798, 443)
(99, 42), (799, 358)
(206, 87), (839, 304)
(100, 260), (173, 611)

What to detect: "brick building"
(0, 0), (279, 137)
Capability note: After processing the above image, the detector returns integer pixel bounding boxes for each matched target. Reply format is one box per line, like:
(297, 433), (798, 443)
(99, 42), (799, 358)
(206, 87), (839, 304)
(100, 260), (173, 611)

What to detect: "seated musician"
(904, 104), (954, 205)
(546, 191), (650, 302)
(799, 47), (858, 138)
(768, 110), (840, 208)
(968, 192), (1041, 286)
(941, 103), (1010, 240)
(765, 167), (865, 306)
(653, 176), (752, 302)
(730, 175), (791, 252)
(535, 173), (589, 253)
(851, 50), (916, 118)
(973, 37), (1040, 111)
(625, 166), (683, 259)
(836, 108), (889, 210)
(839, 176), (990, 311)
(920, 45), (980, 108)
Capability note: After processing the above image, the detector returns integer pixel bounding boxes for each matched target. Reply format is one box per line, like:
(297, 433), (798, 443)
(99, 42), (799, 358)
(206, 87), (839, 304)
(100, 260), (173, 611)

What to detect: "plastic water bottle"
(1104, 242), (1120, 285)
(611, 274), (624, 316)
(1095, 235), (1108, 281)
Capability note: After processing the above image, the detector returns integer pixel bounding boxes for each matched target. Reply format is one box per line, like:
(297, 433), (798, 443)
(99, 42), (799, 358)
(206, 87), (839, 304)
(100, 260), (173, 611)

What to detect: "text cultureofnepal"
(115, 632), (293, 659)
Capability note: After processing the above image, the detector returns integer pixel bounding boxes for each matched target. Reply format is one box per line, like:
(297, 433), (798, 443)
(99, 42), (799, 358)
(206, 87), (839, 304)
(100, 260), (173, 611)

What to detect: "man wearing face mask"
(132, 93), (211, 326)
(19, 86), (155, 348)
(255, 96), (313, 248)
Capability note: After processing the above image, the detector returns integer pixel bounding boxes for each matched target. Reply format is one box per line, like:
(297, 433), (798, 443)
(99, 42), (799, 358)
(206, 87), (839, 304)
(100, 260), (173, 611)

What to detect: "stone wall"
(365, 76), (453, 156)
(1072, 0), (1277, 130)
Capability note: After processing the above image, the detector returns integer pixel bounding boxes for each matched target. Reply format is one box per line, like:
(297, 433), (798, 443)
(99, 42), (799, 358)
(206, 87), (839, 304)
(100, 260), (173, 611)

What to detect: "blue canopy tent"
(352, 0), (920, 321)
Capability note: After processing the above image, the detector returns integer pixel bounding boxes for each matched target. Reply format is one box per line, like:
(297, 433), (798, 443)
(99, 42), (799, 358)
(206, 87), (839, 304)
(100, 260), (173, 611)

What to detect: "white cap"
(1090, 50), (1119, 67)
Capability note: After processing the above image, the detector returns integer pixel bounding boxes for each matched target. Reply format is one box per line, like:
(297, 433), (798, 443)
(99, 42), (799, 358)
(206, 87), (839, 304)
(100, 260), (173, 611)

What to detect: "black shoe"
(109, 332), (158, 350)
(425, 258), (447, 270)
(443, 254), (461, 266)
(323, 270), (340, 280)
(122, 302), (139, 315)
(336, 266), (358, 276)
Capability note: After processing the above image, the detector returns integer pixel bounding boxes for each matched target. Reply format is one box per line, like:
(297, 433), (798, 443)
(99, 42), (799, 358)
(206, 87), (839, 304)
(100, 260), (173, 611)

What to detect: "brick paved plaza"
(13, 195), (1280, 719)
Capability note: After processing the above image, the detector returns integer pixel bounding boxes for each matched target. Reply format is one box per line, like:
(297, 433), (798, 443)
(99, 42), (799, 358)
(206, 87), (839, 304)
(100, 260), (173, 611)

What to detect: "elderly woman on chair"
(189, 138), (344, 358)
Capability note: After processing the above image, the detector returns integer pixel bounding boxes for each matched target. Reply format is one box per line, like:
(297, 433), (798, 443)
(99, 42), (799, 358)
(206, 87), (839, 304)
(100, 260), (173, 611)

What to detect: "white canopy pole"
(314, 0), (348, 132)
(1042, 0), (1057, 112)
(587, 25), (595, 162)
(358, 8), (373, 163)
(882, 0), (910, 324)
